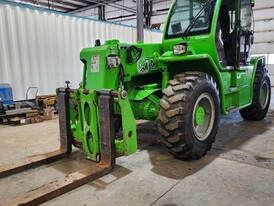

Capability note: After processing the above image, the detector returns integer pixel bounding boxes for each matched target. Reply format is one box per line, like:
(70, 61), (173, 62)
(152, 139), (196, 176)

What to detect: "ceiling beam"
(67, 0), (118, 13)
(103, 1), (135, 13)
(14, 0), (68, 12)
(67, 0), (135, 14)
(57, 0), (88, 6)
(37, 0), (79, 9)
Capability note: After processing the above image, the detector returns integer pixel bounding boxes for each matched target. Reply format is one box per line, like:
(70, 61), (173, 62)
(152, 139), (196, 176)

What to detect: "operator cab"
(164, 0), (254, 69)
(216, 0), (254, 68)
(166, 0), (214, 39)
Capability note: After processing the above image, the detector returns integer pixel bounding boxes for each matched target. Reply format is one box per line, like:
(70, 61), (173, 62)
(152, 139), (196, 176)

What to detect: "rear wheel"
(240, 67), (271, 120)
(158, 72), (220, 160)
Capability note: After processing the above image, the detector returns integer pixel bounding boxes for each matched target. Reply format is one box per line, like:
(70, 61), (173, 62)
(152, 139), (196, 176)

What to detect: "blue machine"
(0, 83), (14, 105)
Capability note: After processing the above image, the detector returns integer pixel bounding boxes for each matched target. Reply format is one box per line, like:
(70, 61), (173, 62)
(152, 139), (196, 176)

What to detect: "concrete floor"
(0, 88), (274, 206)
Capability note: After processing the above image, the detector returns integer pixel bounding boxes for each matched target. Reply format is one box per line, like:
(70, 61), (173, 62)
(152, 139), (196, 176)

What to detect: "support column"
(98, 5), (105, 20)
(137, 0), (144, 42)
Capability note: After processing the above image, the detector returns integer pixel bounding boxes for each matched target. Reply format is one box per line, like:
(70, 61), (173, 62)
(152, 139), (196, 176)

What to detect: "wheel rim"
(260, 80), (270, 109)
(192, 93), (215, 141)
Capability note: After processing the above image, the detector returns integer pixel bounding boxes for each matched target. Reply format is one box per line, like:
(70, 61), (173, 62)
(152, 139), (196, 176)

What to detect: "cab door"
(238, 0), (254, 65)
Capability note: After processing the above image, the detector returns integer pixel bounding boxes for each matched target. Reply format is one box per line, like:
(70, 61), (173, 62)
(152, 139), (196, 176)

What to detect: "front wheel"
(158, 72), (220, 160)
(240, 67), (271, 120)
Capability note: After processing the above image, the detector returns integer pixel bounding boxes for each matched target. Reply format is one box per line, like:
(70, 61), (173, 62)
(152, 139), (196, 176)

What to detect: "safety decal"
(91, 56), (100, 72)
(137, 58), (157, 74)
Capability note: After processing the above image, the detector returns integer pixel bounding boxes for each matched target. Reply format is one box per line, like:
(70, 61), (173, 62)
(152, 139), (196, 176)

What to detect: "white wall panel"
(144, 30), (162, 43)
(251, 2), (274, 55)
(251, 43), (274, 54)
(253, 32), (274, 44)
(266, 65), (274, 84)
(253, 8), (274, 21)
(254, 19), (274, 33)
(0, 2), (162, 100)
(253, 0), (274, 10)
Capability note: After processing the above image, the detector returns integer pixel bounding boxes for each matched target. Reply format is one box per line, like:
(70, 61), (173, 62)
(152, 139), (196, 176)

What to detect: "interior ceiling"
(5, 0), (127, 13)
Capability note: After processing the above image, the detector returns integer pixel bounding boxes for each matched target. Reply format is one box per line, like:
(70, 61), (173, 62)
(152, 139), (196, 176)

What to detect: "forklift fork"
(0, 89), (116, 205)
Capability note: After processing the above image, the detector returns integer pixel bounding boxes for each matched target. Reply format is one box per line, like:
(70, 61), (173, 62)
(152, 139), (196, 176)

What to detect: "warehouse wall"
(73, 0), (173, 28)
(1, 1), (273, 101)
(266, 65), (274, 84)
(0, 2), (163, 100)
(251, 0), (274, 83)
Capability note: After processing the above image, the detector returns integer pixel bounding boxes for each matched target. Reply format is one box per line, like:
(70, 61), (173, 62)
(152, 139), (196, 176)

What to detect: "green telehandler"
(0, 0), (272, 204)
(63, 0), (271, 163)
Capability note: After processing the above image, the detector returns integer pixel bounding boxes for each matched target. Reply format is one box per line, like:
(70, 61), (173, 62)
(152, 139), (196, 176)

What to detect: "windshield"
(166, 0), (215, 39)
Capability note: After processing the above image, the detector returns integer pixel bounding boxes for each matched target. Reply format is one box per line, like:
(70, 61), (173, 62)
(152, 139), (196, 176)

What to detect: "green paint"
(162, 70), (170, 91)
(130, 94), (159, 120)
(80, 91), (100, 161)
(117, 94), (137, 155)
(68, 89), (100, 161)
(127, 83), (160, 101)
(195, 106), (205, 126)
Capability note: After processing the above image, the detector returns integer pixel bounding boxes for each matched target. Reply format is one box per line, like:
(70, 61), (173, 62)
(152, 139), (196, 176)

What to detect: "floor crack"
(150, 178), (183, 206)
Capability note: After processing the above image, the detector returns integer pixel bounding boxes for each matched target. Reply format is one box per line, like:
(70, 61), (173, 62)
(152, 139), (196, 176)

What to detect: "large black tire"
(240, 67), (271, 120)
(158, 72), (220, 160)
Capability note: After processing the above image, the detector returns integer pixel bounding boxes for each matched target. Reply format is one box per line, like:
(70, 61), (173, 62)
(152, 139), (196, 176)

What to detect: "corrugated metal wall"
(251, 0), (274, 54)
(251, 0), (274, 84)
(0, 2), (163, 100)
(1, 1), (272, 101)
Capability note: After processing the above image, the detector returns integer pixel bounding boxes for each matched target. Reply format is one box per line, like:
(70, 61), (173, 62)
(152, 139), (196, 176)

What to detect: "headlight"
(173, 44), (187, 55)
